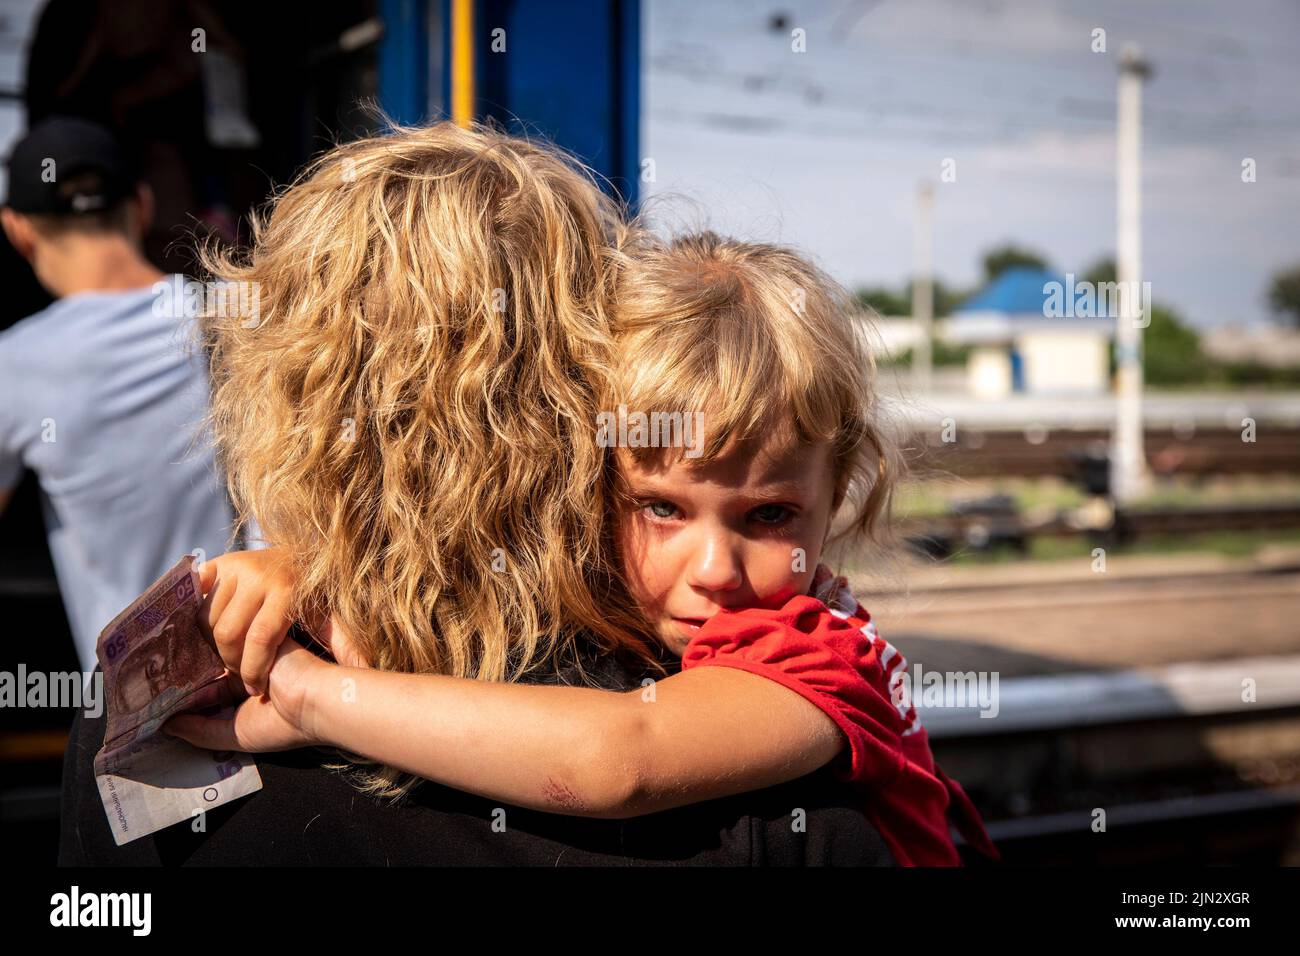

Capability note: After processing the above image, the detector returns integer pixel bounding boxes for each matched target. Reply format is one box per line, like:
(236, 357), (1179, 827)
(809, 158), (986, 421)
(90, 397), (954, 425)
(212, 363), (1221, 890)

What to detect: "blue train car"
(379, 0), (641, 203)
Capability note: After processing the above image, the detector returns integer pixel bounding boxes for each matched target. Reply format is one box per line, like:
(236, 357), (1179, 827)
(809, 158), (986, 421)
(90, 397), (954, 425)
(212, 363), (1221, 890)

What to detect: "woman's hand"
(200, 547), (305, 697)
(163, 637), (329, 753)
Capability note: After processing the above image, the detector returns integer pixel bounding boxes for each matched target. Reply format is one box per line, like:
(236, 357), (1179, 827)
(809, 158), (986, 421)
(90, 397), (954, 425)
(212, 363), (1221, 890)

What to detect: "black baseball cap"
(4, 116), (139, 215)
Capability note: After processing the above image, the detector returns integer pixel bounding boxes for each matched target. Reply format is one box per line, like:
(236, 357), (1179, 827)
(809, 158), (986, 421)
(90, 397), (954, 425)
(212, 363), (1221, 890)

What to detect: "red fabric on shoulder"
(681, 595), (907, 785)
(681, 592), (995, 866)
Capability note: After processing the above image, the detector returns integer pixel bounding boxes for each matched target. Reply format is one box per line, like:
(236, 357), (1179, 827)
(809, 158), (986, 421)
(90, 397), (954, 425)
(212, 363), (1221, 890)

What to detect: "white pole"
(913, 181), (935, 394)
(1113, 45), (1151, 504)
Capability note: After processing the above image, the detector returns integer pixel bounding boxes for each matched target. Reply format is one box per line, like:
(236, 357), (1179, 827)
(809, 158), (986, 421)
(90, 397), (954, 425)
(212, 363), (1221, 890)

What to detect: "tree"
(903, 278), (972, 316)
(853, 287), (909, 317)
(1082, 257), (1117, 286)
(874, 341), (973, 368)
(855, 280), (973, 318)
(981, 243), (1050, 283)
(1083, 255), (1210, 385)
(1141, 305), (1211, 386)
(1268, 264), (1300, 327)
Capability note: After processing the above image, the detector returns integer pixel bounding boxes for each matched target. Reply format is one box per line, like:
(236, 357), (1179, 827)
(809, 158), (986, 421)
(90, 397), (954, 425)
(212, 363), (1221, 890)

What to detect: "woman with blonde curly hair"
(60, 120), (896, 865)
(203, 121), (654, 683)
(176, 222), (995, 865)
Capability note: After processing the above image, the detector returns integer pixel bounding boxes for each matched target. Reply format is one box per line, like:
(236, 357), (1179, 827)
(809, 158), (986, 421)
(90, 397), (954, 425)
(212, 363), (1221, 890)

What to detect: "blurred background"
(1, 0), (1298, 865)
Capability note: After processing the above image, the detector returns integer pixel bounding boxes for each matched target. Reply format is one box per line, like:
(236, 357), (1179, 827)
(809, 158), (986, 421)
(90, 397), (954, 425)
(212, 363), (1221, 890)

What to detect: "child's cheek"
(753, 544), (818, 608)
(617, 518), (669, 609)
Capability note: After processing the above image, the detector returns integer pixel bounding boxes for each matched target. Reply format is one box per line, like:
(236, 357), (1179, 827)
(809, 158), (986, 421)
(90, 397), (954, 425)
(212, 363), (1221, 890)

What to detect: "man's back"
(0, 280), (235, 669)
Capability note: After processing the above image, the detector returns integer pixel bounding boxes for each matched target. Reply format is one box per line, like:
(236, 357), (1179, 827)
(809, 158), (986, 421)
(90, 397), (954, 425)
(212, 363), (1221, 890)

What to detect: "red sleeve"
(680, 594), (909, 787)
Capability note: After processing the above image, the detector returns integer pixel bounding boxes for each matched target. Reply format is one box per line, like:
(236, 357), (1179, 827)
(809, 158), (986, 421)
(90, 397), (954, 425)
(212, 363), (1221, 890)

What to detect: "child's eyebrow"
(622, 478), (685, 498)
(623, 464), (815, 500)
(629, 478), (811, 502)
(744, 480), (811, 501)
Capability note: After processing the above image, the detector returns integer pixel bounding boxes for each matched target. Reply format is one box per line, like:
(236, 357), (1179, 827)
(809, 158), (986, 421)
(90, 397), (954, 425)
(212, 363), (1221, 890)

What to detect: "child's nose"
(687, 532), (743, 593)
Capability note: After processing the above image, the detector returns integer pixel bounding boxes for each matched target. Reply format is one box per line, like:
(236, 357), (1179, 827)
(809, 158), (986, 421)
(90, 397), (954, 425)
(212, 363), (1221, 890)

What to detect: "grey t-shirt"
(0, 278), (236, 670)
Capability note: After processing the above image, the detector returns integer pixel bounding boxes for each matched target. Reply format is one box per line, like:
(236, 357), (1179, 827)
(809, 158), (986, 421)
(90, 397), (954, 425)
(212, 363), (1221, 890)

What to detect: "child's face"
(615, 427), (839, 655)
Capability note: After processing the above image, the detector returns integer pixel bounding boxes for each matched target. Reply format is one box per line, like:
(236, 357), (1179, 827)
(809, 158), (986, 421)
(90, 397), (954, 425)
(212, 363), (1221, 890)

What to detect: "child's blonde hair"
(608, 230), (911, 569)
(199, 121), (663, 796)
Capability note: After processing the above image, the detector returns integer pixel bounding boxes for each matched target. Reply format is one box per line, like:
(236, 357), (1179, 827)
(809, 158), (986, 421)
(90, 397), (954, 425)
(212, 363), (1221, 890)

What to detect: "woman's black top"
(59, 637), (895, 866)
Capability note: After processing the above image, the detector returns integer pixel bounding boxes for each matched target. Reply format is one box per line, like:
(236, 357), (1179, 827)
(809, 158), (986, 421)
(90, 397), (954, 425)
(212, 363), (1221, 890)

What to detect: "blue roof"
(955, 266), (1068, 316)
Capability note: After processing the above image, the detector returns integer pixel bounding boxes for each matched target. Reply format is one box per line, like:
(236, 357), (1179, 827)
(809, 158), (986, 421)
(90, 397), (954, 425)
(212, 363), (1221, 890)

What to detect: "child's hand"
(164, 637), (328, 753)
(199, 548), (302, 697)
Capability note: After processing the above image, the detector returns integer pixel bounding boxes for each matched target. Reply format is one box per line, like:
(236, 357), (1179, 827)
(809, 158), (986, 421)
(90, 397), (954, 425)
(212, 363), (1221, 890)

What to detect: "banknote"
(94, 554), (262, 846)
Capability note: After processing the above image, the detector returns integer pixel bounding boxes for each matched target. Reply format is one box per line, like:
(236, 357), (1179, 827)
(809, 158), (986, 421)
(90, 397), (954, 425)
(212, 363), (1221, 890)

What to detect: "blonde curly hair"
(199, 121), (663, 796)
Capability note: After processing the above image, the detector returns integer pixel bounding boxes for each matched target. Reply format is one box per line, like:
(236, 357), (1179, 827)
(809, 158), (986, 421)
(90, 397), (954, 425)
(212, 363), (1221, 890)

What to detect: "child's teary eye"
(749, 504), (794, 525)
(641, 500), (680, 521)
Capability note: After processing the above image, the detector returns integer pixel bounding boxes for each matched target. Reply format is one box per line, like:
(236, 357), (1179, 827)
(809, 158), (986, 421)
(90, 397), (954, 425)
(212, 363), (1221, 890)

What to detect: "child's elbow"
(570, 704), (653, 820)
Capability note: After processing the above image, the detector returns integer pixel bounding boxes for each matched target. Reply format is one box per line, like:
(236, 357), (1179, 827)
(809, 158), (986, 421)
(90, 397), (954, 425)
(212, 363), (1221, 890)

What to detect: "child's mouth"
(671, 617), (708, 638)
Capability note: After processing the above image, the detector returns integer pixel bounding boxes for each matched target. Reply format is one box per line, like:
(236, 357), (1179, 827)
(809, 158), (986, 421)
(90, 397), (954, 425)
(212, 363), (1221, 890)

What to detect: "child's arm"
(188, 548), (846, 819)
(297, 659), (843, 819)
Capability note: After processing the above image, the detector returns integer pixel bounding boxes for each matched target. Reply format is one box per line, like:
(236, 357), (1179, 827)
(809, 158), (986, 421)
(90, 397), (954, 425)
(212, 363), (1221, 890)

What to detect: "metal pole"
(451, 0), (475, 127)
(913, 181), (935, 394)
(1113, 45), (1150, 504)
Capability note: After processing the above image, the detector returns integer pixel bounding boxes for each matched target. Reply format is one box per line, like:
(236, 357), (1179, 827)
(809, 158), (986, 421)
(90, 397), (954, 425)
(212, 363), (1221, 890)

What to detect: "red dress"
(680, 567), (1000, 866)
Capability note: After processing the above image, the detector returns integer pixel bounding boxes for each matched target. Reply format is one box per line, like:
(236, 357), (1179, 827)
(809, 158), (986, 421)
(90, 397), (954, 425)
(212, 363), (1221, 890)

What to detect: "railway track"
(912, 426), (1300, 478)
(901, 501), (1300, 556)
(957, 783), (1300, 866)
(929, 656), (1300, 865)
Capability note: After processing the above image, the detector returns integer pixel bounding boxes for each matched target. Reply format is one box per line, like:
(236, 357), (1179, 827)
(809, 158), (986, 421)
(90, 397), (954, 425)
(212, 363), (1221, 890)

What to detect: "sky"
(642, 0), (1300, 329)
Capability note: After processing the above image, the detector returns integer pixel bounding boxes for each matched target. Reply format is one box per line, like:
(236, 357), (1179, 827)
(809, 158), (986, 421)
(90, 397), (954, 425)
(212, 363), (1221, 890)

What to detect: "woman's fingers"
(163, 712), (241, 752)
(239, 591), (295, 697)
(163, 686), (314, 753)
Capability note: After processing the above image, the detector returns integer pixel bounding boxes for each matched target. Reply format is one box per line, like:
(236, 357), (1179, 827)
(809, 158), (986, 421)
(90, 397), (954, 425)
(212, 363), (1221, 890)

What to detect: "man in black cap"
(0, 116), (237, 673)
(2, 115), (164, 287)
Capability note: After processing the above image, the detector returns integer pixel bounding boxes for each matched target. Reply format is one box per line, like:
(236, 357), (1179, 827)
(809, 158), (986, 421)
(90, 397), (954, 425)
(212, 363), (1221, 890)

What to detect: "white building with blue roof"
(946, 267), (1116, 398)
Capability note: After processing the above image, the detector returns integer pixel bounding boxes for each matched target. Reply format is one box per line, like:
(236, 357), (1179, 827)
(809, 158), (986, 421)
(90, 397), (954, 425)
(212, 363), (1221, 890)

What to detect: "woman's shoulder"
(520, 634), (680, 691)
